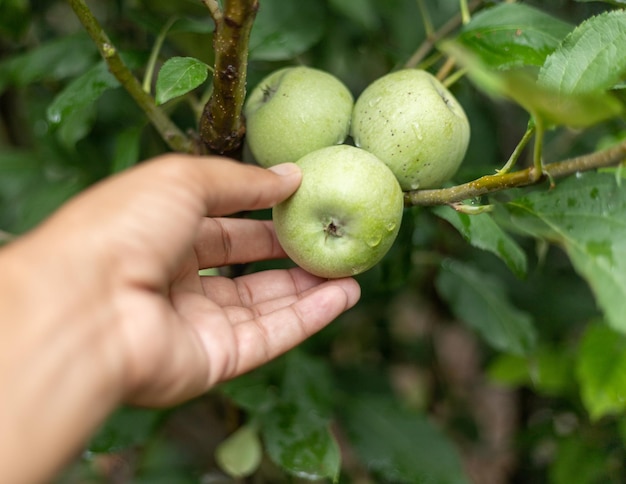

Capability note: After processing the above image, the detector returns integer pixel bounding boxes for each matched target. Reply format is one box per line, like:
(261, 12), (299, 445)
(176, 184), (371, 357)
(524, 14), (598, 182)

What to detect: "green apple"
(351, 69), (470, 190)
(272, 145), (404, 279)
(244, 66), (354, 167)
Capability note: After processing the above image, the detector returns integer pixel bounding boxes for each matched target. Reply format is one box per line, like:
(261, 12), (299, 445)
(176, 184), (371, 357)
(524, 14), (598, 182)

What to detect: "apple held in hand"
(272, 145), (404, 279)
(351, 69), (470, 190)
(244, 66), (354, 167)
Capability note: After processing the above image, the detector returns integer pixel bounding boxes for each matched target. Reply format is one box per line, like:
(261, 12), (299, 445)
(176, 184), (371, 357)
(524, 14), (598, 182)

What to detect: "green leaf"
(0, 0), (30, 39)
(215, 424), (263, 478)
(249, 0), (326, 61)
(328, 0), (380, 31)
(218, 364), (279, 413)
(458, 3), (572, 70)
(111, 126), (144, 173)
(549, 436), (611, 484)
(89, 406), (161, 453)
(0, 33), (96, 93)
(505, 172), (626, 333)
(436, 259), (536, 355)
(442, 41), (623, 128)
(261, 351), (340, 481)
(432, 205), (527, 278)
(55, 104), (98, 149)
(575, 0), (626, 5)
(576, 323), (626, 420)
(12, 176), (86, 233)
(155, 56), (210, 105)
(340, 395), (467, 484)
(538, 10), (626, 94)
(46, 61), (119, 126)
(488, 346), (574, 396)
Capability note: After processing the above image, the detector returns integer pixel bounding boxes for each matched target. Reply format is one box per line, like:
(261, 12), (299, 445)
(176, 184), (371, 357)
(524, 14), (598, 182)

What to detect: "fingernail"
(268, 163), (301, 177)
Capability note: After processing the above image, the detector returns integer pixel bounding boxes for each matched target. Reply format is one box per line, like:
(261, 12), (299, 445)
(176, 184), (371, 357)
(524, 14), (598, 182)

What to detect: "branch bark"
(68, 0), (194, 154)
(199, 0), (259, 155)
(405, 138), (626, 206)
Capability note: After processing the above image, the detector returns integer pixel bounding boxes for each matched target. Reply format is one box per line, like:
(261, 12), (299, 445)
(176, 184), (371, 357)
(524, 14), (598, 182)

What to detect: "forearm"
(0, 234), (124, 483)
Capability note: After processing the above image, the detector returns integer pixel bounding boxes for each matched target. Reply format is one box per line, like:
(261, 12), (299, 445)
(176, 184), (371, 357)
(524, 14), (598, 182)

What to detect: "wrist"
(0, 234), (124, 483)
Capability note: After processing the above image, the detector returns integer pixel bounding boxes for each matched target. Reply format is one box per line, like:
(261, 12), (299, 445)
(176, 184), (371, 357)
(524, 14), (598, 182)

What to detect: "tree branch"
(67, 0), (194, 154)
(199, 0), (259, 155)
(405, 138), (626, 206)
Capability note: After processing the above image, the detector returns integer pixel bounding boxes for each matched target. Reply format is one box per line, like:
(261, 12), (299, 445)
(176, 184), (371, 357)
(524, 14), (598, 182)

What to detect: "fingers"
(223, 277), (361, 381)
(201, 268), (329, 307)
(195, 218), (286, 268)
(149, 155), (302, 217)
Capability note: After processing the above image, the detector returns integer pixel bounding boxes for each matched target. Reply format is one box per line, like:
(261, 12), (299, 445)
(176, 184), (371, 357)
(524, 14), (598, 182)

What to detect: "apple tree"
(1, 0), (626, 482)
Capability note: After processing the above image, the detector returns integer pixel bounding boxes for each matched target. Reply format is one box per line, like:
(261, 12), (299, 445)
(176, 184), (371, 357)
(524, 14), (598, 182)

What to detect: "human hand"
(0, 154), (360, 482)
(6, 155), (360, 407)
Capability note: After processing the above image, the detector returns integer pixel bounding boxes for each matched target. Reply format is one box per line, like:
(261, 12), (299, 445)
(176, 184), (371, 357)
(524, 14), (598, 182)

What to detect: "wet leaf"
(432, 205), (527, 277)
(506, 172), (626, 333)
(436, 259), (537, 355)
(261, 351), (340, 481)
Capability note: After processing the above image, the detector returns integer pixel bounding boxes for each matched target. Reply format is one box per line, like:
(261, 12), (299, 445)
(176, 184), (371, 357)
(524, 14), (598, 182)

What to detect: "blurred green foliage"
(2, 0), (626, 482)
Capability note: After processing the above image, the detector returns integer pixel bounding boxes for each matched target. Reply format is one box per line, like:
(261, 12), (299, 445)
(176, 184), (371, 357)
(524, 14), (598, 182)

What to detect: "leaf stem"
(404, 138), (626, 206)
(199, 0), (259, 154)
(498, 123), (535, 174)
(67, 0), (194, 153)
(143, 16), (178, 94)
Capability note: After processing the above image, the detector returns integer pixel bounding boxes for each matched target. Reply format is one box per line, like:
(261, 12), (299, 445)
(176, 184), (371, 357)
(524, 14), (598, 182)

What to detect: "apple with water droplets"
(244, 66), (354, 167)
(272, 145), (404, 279)
(351, 69), (470, 190)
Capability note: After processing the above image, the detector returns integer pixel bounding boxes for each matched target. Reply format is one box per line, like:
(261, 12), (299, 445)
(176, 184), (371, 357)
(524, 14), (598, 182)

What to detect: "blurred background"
(1, 0), (625, 482)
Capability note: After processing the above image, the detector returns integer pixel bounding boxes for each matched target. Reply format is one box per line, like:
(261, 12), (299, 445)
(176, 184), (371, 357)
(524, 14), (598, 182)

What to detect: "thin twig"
(405, 138), (626, 206)
(416, 0), (434, 38)
(203, 0), (223, 23)
(67, 0), (194, 153)
(405, 0), (482, 69)
(199, 0), (259, 154)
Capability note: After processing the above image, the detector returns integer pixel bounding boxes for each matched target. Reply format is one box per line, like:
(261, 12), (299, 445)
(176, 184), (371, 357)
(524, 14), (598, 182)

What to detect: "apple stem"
(405, 137), (626, 206)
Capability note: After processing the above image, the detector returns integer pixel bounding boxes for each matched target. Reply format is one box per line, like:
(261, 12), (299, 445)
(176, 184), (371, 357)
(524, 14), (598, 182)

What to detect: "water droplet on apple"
(367, 236), (382, 248)
(386, 221), (396, 232)
(368, 96), (382, 107)
(410, 181), (420, 190)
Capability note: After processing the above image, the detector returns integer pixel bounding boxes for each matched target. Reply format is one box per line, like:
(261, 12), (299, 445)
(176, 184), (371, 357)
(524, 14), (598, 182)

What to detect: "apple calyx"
(324, 218), (344, 240)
